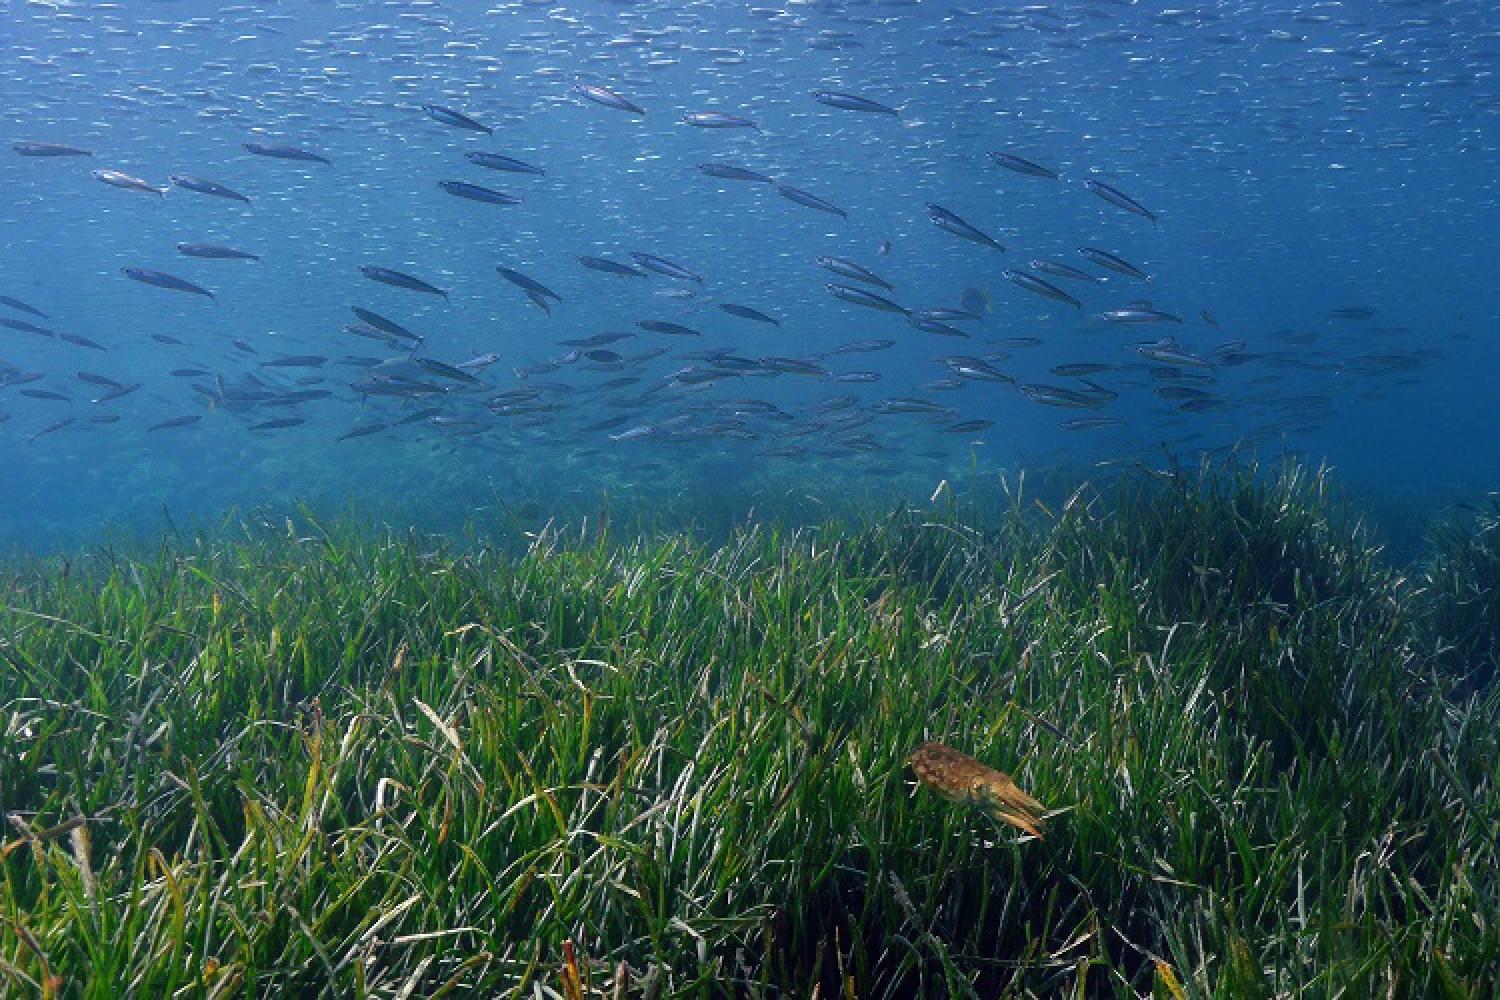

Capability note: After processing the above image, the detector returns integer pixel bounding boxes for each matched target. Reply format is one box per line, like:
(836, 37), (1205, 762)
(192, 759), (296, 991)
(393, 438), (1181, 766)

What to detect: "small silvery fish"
(1104, 308), (1183, 325)
(638, 320), (703, 337)
(423, 103), (491, 134)
(170, 174), (251, 203)
(361, 266), (449, 300)
(465, 151), (544, 174)
(578, 256), (645, 277)
(1003, 270), (1081, 309)
(13, 141), (91, 157)
(719, 303), (780, 326)
(1084, 179), (1156, 223)
(497, 267), (561, 303)
(927, 204), (1003, 251)
(92, 169), (165, 196)
(989, 152), (1058, 179)
(1079, 247), (1149, 281)
(575, 81), (646, 115)
(777, 183), (846, 218)
(121, 267), (214, 299)
(351, 306), (422, 344)
(630, 253), (703, 283)
(810, 90), (899, 115)
(816, 256), (892, 290)
(699, 162), (774, 183)
(682, 111), (758, 129)
(438, 180), (520, 205)
(909, 315), (971, 337)
(827, 284), (908, 315)
(243, 142), (328, 163)
(1031, 259), (1101, 283)
(178, 243), (259, 261)
(1137, 340), (1209, 365)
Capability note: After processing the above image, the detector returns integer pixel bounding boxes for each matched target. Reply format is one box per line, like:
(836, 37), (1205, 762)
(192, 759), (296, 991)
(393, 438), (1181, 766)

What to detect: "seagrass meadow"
(1, 463), (1496, 998)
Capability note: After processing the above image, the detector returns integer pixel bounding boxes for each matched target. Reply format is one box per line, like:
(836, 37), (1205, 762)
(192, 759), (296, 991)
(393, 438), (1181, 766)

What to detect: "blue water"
(2, 1), (1496, 550)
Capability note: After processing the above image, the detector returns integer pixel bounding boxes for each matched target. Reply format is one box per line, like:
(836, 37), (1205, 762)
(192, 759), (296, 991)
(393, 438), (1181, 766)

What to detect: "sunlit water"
(2, 1), (1496, 551)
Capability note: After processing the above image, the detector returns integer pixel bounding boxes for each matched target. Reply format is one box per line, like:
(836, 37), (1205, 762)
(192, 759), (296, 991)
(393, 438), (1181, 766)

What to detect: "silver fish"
(1084, 179), (1156, 223)
(92, 169), (165, 196)
(927, 204), (1003, 251)
(121, 267), (214, 299)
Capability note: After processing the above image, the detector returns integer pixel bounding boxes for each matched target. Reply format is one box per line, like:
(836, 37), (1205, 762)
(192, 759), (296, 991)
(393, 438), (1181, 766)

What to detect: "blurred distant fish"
(699, 162), (774, 183)
(14, 141), (91, 157)
(178, 243), (259, 261)
(2, 317), (57, 338)
(261, 355), (326, 368)
(575, 81), (646, 115)
(683, 111), (758, 129)
(0, 295), (47, 318)
(1330, 306), (1376, 320)
(29, 417), (74, 442)
(562, 332), (634, 348)
(252, 417), (304, 431)
(1103, 307), (1182, 324)
(777, 183), (846, 218)
(170, 174), (251, 203)
(811, 90), (899, 115)
(959, 288), (989, 316)
(339, 420), (388, 441)
(1052, 362), (1117, 377)
(361, 266), (449, 299)
(149, 414), (202, 431)
(1061, 416), (1123, 430)
(1084, 179), (1156, 223)
(927, 204), (1003, 251)
(121, 267), (214, 300)
(638, 320), (703, 337)
(438, 180), (520, 205)
(423, 103), (491, 134)
(92, 169), (165, 196)
(243, 142), (328, 163)
(826, 339), (895, 355)
(465, 151), (544, 174)
(989, 152), (1058, 179)
(60, 332), (107, 351)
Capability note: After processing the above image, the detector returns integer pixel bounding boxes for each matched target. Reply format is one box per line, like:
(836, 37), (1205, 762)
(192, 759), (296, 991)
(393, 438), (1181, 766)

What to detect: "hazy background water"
(2, 0), (1496, 552)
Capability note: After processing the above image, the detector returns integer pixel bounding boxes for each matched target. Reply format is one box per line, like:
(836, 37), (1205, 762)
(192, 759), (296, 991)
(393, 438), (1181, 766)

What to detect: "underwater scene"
(1, 1), (1497, 996)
